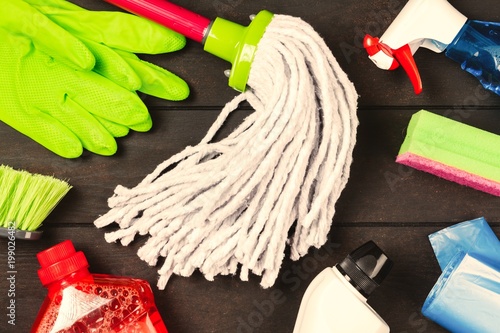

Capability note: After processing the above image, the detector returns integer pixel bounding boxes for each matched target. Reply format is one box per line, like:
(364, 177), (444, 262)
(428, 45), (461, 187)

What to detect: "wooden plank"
(1, 1), (499, 332)
(2, 108), (499, 225)
(4, 224), (491, 332)
(336, 108), (500, 223)
(69, 0), (500, 107)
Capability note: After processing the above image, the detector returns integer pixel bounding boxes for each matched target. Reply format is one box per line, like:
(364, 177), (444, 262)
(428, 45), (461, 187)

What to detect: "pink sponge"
(396, 110), (500, 196)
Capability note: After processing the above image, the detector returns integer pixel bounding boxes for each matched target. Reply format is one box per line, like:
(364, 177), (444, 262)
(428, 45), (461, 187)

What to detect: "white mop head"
(95, 14), (358, 289)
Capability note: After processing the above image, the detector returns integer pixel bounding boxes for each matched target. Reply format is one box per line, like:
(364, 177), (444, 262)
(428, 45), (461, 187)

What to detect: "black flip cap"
(336, 241), (393, 298)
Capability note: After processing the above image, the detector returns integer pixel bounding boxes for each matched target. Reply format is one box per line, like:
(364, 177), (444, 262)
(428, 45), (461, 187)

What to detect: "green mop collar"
(203, 10), (274, 92)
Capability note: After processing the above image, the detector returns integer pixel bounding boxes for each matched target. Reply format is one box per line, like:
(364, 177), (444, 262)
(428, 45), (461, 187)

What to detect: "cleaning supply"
(396, 110), (500, 196)
(25, 0), (189, 102)
(428, 217), (500, 270)
(95, 0), (359, 289)
(31, 240), (168, 333)
(0, 0), (189, 158)
(103, 0), (273, 92)
(363, 0), (500, 96)
(1, 0), (94, 70)
(0, 0), (146, 157)
(421, 218), (500, 333)
(0, 165), (71, 240)
(293, 241), (393, 333)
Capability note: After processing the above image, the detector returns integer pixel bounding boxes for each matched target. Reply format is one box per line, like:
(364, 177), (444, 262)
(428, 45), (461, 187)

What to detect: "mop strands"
(95, 10), (358, 289)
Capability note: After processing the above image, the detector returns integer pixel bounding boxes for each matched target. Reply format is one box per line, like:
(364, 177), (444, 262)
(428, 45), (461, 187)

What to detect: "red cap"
(37, 240), (89, 286)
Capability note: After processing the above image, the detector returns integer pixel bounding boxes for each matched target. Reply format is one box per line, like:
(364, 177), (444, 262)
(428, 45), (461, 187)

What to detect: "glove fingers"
(23, 0), (79, 10)
(59, 97), (118, 156)
(7, 29), (151, 140)
(95, 117), (130, 138)
(81, 39), (141, 91)
(118, 51), (190, 101)
(0, 107), (83, 158)
(96, 114), (151, 136)
(30, 3), (186, 54)
(128, 116), (153, 133)
(3, 0), (94, 70)
(70, 70), (151, 128)
(68, 62), (153, 131)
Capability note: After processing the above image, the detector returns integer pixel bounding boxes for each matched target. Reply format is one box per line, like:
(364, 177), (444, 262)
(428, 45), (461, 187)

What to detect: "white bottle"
(293, 241), (393, 333)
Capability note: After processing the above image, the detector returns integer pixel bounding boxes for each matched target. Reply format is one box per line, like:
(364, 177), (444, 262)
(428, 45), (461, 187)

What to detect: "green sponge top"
(398, 110), (500, 182)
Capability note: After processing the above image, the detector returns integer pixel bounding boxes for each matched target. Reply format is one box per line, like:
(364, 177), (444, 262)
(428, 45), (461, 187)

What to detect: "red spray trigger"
(392, 44), (423, 94)
(364, 35), (423, 95)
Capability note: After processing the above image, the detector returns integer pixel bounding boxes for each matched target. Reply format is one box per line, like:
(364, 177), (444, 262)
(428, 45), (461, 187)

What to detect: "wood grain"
(1, 0), (499, 332)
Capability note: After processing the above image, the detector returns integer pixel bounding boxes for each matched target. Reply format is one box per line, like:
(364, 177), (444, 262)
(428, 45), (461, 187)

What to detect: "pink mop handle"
(104, 0), (212, 43)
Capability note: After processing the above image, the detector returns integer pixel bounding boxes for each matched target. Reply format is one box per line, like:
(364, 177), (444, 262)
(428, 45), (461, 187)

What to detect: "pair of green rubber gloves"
(1, 0), (189, 158)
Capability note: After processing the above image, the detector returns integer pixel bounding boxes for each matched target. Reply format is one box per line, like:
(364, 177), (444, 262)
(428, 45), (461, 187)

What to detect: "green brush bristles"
(0, 165), (71, 232)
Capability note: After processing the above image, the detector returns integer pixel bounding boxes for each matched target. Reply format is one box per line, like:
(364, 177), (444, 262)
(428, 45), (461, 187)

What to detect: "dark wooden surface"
(1, 0), (500, 332)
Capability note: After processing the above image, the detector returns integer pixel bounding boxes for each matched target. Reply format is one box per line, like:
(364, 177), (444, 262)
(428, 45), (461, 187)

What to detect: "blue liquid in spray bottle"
(363, 0), (500, 97)
(446, 21), (500, 95)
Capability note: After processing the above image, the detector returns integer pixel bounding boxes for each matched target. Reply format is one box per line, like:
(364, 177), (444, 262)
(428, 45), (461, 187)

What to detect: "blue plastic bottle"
(363, 0), (500, 96)
(446, 20), (500, 96)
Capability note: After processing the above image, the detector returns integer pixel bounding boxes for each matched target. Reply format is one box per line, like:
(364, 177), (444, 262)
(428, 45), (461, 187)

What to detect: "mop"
(95, 0), (358, 289)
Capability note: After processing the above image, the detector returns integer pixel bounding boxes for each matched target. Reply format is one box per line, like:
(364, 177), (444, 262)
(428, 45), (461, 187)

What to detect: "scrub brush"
(396, 110), (500, 196)
(0, 165), (71, 240)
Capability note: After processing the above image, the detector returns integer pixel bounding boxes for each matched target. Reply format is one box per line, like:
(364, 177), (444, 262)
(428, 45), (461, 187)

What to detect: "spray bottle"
(31, 240), (168, 333)
(293, 241), (393, 333)
(364, 0), (500, 96)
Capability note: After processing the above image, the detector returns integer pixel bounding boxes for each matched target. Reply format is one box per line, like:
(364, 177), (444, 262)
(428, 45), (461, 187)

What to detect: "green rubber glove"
(26, 0), (190, 102)
(0, 26), (152, 158)
(0, 0), (95, 70)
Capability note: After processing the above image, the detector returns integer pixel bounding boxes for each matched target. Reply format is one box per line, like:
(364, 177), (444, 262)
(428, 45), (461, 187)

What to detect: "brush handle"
(104, 0), (212, 43)
(0, 227), (43, 240)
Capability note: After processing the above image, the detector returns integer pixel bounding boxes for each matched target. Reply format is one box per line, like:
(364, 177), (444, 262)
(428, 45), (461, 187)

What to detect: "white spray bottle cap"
(363, 0), (467, 94)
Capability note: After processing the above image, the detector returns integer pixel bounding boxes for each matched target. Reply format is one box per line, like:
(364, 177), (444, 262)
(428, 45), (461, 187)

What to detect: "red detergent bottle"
(31, 240), (168, 333)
